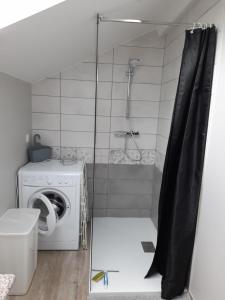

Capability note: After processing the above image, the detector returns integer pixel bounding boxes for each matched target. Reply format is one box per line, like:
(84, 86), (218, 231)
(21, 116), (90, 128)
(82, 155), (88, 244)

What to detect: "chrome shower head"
(127, 58), (140, 75)
(128, 58), (140, 68)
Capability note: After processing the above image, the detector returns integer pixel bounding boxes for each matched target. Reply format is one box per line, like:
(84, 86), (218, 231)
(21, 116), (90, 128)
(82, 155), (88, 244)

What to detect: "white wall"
(0, 73), (31, 216)
(155, 0), (220, 172)
(189, 1), (225, 299)
(31, 31), (165, 165)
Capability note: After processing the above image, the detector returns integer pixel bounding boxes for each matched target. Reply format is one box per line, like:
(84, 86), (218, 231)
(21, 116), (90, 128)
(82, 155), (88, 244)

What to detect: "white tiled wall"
(32, 33), (165, 165)
(155, 0), (220, 172)
(31, 0), (219, 170)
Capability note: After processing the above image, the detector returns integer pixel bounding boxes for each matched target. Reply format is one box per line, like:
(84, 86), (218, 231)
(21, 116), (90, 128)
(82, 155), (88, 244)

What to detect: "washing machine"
(18, 160), (84, 250)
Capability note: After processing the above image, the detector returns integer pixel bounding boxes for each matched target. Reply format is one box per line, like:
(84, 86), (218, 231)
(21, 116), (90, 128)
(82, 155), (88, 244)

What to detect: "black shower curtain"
(145, 26), (217, 299)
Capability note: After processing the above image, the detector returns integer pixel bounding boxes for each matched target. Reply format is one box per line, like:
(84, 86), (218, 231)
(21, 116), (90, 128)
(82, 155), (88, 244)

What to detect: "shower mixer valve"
(114, 130), (140, 137)
(126, 131), (139, 136)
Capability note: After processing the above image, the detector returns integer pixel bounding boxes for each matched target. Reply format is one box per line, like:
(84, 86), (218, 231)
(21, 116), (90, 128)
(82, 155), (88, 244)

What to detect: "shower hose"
(124, 131), (142, 162)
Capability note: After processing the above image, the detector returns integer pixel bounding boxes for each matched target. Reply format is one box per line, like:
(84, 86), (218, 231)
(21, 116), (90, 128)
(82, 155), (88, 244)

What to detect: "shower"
(126, 58), (140, 118)
(114, 58), (142, 162)
(91, 13), (217, 299)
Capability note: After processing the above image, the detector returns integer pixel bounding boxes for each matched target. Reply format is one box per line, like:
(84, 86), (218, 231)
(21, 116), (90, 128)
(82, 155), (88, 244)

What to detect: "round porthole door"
(28, 189), (70, 236)
(28, 193), (58, 236)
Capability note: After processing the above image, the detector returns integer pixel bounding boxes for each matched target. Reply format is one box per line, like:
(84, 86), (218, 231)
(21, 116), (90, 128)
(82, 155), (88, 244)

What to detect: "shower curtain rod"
(98, 15), (210, 28)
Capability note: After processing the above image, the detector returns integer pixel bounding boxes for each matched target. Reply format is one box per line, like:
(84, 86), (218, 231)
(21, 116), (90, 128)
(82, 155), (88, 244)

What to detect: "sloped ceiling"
(0, 0), (66, 29)
(0, 0), (193, 82)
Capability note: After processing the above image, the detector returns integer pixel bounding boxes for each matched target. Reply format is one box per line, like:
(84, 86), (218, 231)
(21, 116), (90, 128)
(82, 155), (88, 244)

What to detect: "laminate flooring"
(9, 248), (89, 300)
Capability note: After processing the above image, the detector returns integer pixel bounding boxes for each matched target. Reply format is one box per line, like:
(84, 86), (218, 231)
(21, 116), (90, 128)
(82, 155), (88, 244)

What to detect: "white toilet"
(0, 208), (40, 295)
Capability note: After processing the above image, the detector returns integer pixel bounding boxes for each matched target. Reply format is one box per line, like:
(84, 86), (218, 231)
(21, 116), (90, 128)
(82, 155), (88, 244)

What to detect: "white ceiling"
(0, 0), (66, 29)
(0, 0), (193, 83)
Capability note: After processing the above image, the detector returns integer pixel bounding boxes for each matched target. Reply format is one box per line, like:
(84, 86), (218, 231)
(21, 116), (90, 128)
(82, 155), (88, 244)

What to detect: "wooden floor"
(9, 248), (90, 300)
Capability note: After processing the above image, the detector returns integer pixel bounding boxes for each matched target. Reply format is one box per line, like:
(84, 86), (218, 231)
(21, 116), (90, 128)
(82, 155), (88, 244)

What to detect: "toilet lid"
(28, 193), (58, 236)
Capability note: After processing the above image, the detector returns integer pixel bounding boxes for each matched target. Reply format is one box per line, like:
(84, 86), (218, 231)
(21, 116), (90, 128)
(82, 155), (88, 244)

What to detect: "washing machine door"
(28, 193), (57, 236)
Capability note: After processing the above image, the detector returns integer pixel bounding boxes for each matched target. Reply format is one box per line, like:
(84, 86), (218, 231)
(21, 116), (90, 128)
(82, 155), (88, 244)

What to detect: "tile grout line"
(32, 95), (162, 102)
(32, 112), (161, 119)
(36, 79), (164, 87)
(155, 34), (166, 171)
(32, 128), (158, 136)
(107, 47), (116, 216)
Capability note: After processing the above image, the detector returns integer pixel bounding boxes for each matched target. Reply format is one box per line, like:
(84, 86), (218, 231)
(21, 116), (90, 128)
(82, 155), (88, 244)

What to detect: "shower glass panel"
(90, 21), (168, 295)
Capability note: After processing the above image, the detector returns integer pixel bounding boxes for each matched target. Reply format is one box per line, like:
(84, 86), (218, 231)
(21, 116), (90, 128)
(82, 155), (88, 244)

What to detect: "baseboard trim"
(88, 291), (191, 300)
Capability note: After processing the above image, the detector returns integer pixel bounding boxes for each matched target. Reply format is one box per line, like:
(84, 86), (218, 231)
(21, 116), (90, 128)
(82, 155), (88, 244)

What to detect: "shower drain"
(141, 241), (155, 253)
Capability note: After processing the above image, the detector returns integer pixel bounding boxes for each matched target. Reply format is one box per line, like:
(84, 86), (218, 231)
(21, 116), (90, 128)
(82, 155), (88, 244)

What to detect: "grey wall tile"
(88, 193), (108, 209)
(108, 194), (152, 210)
(109, 164), (154, 180)
(87, 178), (108, 194)
(93, 194), (108, 209)
(106, 209), (151, 218)
(93, 209), (106, 217)
(94, 164), (108, 179)
(88, 163), (156, 216)
(87, 163), (94, 178)
(109, 179), (152, 195)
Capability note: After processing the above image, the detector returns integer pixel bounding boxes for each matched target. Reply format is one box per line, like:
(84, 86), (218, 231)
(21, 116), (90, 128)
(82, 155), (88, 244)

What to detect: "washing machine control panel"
(22, 174), (76, 187)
